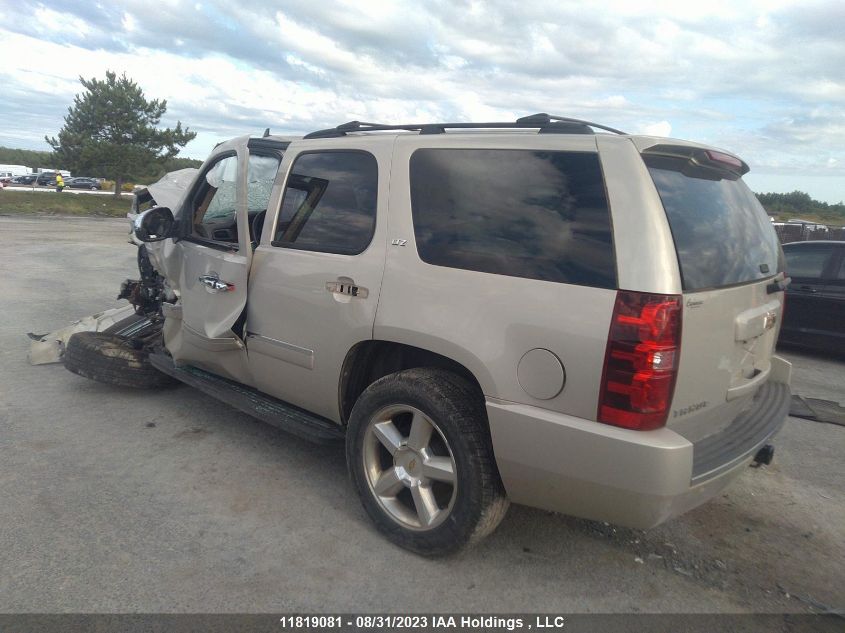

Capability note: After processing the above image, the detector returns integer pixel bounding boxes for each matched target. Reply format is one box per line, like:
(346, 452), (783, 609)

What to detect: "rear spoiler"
(641, 144), (750, 176)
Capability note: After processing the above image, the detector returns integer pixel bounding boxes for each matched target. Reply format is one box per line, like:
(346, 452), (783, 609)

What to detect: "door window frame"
(181, 150), (240, 251)
(269, 149), (379, 256)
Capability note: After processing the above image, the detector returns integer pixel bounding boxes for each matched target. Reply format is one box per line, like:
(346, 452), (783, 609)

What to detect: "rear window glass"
(409, 149), (616, 288)
(645, 155), (781, 291)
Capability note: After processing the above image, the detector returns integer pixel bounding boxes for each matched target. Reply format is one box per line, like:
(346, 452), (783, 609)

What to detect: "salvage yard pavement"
(0, 215), (843, 618)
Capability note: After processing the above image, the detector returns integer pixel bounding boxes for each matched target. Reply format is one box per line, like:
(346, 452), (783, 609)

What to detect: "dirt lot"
(0, 215), (843, 617)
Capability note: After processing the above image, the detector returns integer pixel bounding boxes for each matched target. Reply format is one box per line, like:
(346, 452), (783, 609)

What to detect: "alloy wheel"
(362, 405), (457, 531)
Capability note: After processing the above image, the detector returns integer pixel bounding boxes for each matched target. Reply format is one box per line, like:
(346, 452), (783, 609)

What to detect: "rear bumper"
(487, 380), (791, 529)
(691, 381), (790, 482)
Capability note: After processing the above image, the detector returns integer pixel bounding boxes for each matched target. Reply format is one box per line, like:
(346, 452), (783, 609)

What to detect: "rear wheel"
(346, 368), (509, 556)
(64, 331), (177, 389)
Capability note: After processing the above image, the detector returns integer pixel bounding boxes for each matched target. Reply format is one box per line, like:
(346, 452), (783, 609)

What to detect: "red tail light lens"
(704, 149), (744, 170)
(598, 290), (682, 431)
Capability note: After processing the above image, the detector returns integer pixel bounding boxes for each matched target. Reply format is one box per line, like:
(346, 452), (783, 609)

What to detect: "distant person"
(55, 172), (64, 193)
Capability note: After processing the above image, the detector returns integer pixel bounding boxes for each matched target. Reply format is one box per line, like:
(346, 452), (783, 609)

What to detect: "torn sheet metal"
(145, 168), (198, 211)
(129, 168), (199, 245)
(28, 305), (136, 365)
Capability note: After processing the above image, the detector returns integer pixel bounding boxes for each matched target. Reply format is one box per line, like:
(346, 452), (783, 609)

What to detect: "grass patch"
(0, 189), (130, 217)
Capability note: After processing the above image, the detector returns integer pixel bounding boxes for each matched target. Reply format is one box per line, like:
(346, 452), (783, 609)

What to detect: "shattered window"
(202, 157), (238, 220)
(192, 154), (239, 242)
(247, 154), (280, 213)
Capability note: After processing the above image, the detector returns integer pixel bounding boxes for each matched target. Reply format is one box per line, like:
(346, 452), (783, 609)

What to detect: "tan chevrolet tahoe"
(64, 114), (792, 556)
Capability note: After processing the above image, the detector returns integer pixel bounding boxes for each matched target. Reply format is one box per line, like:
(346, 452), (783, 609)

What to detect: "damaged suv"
(59, 116), (792, 556)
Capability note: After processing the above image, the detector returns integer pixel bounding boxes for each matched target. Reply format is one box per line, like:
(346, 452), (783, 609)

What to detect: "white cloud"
(33, 7), (91, 37)
(0, 0), (843, 201)
(639, 121), (673, 137)
(122, 12), (136, 32)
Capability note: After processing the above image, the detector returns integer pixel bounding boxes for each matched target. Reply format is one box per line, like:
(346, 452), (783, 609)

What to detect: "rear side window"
(272, 151), (378, 255)
(409, 149), (616, 288)
(645, 155), (781, 291)
(783, 244), (835, 279)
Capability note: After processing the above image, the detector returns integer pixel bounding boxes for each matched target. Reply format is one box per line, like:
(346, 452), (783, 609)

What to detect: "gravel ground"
(0, 215), (843, 617)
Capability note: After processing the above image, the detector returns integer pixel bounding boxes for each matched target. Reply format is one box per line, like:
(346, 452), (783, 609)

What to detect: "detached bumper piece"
(149, 352), (345, 444)
(28, 305), (137, 365)
(691, 382), (791, 483)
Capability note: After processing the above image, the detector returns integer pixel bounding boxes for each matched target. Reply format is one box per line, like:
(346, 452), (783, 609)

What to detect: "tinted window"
(272, 151), (377, 255)
(837, 253), (845, 281)
(409, 149), (616, 288)
(645, 155), (781, 291)
(784, 244), (835, 279)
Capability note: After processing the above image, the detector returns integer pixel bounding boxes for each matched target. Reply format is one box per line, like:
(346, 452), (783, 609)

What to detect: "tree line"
(756, 191), (845, 224)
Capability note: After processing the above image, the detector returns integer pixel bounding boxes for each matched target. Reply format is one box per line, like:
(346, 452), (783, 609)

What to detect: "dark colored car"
(12, 174), (38, 184)
(36, 172), (58, 186)
(779, 241), (845, 353)
(66, 177), (102, 190)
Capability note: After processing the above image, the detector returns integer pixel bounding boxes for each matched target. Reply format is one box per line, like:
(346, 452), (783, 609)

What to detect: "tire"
(346, 368), (509, 556)
(63, 331), (177, 389)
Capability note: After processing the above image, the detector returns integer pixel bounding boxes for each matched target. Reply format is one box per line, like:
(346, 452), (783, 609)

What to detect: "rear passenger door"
(245, 143), (391, 422)
(782, 242), (837, 341)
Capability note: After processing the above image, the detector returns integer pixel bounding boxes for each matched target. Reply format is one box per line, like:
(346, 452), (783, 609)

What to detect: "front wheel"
(346, 368), (509, 556)
(64, 331), (177, 389)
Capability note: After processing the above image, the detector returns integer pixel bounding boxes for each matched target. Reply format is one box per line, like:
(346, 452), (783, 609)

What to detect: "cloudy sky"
(1, 0), (843, 201)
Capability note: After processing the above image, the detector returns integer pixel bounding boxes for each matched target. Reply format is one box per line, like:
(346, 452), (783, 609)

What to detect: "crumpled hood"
(144, 167), (199, 210)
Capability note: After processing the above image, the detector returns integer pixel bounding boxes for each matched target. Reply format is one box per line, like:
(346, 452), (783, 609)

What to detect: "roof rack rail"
(303, 113), (626, 139)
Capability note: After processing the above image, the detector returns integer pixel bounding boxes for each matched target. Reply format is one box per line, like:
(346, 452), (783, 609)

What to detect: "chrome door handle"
(198, 274), (235, 293)
(326, 278), (368, 298)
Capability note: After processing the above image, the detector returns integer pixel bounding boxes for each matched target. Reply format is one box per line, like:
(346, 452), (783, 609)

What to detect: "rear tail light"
(598, 290), (682, 431)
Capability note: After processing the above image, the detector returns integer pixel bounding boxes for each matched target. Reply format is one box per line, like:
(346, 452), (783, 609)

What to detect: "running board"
(149, 352), (345, 444)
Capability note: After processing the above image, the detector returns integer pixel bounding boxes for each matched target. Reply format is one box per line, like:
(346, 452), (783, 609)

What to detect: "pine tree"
(46, 71), (196, 195)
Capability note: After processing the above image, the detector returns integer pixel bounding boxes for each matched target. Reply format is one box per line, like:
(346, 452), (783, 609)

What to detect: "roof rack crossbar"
(303, 114), (626, 139)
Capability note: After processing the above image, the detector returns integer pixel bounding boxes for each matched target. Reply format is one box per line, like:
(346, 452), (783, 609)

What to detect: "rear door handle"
(798, 285), (818, 293)
(198, 274), (235, 293)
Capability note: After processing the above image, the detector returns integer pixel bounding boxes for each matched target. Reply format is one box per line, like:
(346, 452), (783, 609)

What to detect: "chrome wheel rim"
(362, 405), (457, 531)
